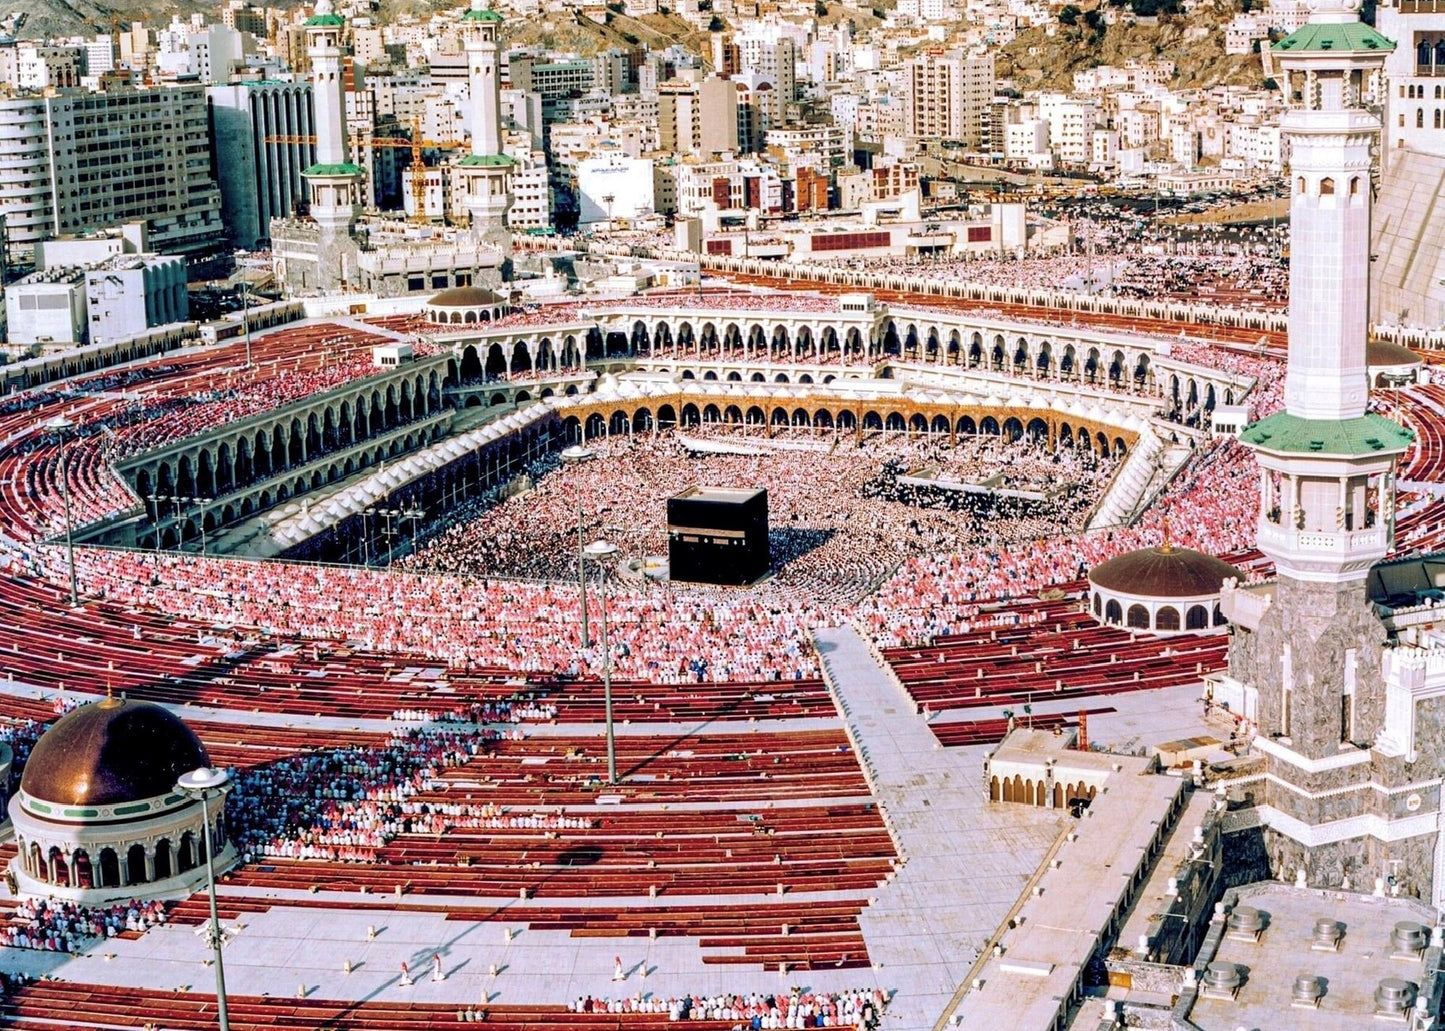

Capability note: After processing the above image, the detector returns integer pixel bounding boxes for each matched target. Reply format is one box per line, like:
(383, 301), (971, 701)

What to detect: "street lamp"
(234, 251), (253, 370)
(583, 538), (618, 785)
(401, 502), (426, 555)
(559, 445), (596, 649)
(44, 416), (78, 605)
(175, 766), (233, 1031)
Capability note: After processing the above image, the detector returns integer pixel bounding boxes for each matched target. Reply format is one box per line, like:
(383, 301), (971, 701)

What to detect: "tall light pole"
(559, 445), (595, 648)
(176, 767), (232, 1031)
(44, 416), (77, 605)
(583, 538), (618, 785)
(234, 251), (253, 370)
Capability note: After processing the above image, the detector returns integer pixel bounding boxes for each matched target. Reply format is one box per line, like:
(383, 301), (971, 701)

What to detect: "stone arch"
(98, 847), (121, 889)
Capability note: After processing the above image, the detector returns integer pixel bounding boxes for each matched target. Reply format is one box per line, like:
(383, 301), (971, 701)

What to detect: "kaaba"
(667, 487), (770, 586)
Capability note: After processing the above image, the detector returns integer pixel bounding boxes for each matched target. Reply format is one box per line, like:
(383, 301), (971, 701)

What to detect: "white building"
(4, 268), (87, 349)
(905, 49), (994, 147)
(83, 255), (189, 344)
(577, 154), (656, 225)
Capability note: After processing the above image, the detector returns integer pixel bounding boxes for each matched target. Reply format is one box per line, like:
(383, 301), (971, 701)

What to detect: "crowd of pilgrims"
(398, 430), (1115, 607)
(228, 725), (521, 863)
(0, 898), (170, 952)
(569, 987), (886, 1027)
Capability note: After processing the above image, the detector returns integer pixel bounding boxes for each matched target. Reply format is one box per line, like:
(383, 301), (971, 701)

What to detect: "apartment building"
(0, 84), (224, 260)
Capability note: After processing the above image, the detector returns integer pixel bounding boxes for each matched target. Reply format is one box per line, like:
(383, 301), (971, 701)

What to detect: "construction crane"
(264, 118), (463, 222)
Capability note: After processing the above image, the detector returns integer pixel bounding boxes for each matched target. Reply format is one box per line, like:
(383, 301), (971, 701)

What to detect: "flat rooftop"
(1184, 884), (1440, 1031)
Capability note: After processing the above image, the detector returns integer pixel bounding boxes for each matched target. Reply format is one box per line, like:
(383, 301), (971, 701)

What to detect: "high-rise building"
(1371, 0), (1445, 327)
(0, 84), (224, 261)
(1223, 0), (1435, 900)
(207, 81), (317, 249)
(658, 75), (738, 157)
(904, 49), (993, 148)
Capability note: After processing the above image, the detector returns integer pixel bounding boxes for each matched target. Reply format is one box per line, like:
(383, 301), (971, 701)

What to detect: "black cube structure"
(667, 487), (770, 586)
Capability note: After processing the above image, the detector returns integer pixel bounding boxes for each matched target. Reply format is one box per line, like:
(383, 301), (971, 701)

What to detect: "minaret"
(1243, 0), (1412, 589)
(455, 0), (514, 245)
(1226, 0), (1428, 895)
(302, 0), (364, 288)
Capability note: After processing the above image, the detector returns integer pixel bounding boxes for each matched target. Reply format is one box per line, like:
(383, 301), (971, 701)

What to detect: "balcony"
(1256, 521), (1386, 561)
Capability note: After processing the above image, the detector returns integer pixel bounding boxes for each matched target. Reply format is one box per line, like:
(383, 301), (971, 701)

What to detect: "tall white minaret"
(1279, 0), (1376, 421)
(301, 0), (364, 285)
(468, 0), (503, 158)
(1240, 0), (1412, 587)
(455, 0), (513, 242)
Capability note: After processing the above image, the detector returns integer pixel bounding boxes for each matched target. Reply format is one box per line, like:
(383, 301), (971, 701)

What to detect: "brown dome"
(428, 286), (504, 307)
(20, 699), (209, 807)
(1367, 339), (1421, 369)
(1089, 546), (1241, 598)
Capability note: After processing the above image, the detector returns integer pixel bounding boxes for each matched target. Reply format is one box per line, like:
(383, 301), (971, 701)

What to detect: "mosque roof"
(303, 162), (367, 178)
(1272, 21), (1394, 55)
(305, 12), (347, 25)
(1367, 339), (1422, 369)
(20, 699), (210, 808)
(462, 6), (504, 20)
(429, 285), (505, 306)
(1089, 546), (1242, 599)
(458, 154), (517, 166)
(1240, 411), (1414, 457)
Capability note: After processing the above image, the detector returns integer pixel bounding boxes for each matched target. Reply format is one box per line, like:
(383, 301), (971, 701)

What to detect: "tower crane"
(265, 117), (463, 222)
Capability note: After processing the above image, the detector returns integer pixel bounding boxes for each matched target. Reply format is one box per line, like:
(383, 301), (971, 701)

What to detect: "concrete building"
(904, 49), (993, 148)
(207, 80), (317, 249)
(1221, 0), (1440, 903)
(83, 254), (188, 345)
(658, 76), (739, 158)
(0, 84), (224, 262)
(576, 154), (655, 225)
(3, 268), (87, 349)
(1372, 0), (1445, 327)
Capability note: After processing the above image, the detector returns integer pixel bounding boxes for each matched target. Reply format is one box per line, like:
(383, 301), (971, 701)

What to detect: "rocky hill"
(999, 0), (1267, 92)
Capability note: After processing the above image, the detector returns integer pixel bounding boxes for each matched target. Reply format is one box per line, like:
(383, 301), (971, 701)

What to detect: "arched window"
(1155, 607), (1181, 632)
(1350, 176), (1361, 197)
(1418, 108), (1426, 129)
(1127, 604), (1150, 629)
(1420, 39), (1432, 66)
(1105, 599), (1122, 624)
(1186, 605), (1209, 631)
(1319, 176), (1335, 196)
(1296, 175), (1306, 195)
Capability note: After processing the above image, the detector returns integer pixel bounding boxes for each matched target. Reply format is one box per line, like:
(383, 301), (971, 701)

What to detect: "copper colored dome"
(20, 699), (210, 807)
(1088, 546), (1241, 598)
(428, 286), (504, 307)
(1367, 339), (1420, 369)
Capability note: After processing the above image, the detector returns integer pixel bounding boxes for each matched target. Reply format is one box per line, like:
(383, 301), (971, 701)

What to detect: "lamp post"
(44, 416), (77, 605)
(583, 538), (618, 785)
(402, 502), (426, 556)
(175, 767), (233, 1031)
(234, 251), (253, 370)
(559, 445), (595, 649)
